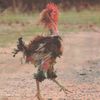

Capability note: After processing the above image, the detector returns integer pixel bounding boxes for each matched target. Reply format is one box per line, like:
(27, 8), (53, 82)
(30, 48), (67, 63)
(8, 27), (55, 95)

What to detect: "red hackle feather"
(40, 3), (59, 35)
(47, 3), (59, 33)
(46, 3), (59, 24)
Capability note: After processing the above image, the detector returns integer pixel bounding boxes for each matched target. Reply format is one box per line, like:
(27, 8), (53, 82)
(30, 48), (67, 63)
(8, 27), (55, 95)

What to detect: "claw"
(60, 87), (69, 95)
(52, 79), (72, 95)
(60, 87), (72, 93)
(34, 92), (44, 100)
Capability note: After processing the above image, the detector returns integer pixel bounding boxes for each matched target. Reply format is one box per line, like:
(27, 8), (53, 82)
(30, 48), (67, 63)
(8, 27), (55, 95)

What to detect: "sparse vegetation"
(0, 10), (100, 46)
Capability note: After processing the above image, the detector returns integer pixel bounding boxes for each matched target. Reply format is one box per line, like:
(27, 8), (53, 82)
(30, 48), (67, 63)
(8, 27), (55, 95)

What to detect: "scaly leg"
(35, 80), (44, 100)
(52, 79), (72, 95)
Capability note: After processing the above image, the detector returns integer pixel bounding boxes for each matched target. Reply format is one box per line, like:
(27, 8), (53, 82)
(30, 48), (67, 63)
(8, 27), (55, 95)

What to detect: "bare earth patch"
(0, 32), (100, 100)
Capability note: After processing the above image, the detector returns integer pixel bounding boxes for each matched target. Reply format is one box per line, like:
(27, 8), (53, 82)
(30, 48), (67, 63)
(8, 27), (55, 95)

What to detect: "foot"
(35, 92), (44, 100)
(52, 79), (72, 95)
(59, 86), (72, 95)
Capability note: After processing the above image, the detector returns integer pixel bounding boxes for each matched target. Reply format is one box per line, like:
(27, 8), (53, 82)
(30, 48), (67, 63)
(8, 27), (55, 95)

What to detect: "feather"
(39, 3), (59, 35)
(13, 36), (62, 81)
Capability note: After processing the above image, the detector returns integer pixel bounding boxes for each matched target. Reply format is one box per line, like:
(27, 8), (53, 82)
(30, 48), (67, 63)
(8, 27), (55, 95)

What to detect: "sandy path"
(0, 32), (100, 100)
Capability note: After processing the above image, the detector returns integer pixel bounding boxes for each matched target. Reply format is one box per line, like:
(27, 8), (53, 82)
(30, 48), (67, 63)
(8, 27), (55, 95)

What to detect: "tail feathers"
(13, 37), (27, 57)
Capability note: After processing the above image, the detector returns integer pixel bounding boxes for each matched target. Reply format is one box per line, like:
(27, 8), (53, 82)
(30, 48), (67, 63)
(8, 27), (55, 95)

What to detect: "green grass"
(0, 25), (45, 47)
(0, 12), (37, 23)
(59, 10), (100, 33)
(59, 10), (100, 25)
(0, 10), (100, 46)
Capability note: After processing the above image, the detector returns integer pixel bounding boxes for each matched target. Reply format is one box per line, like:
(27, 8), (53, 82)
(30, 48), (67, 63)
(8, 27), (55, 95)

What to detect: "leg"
(35, 80), (43, 100)
(52, 79), (72, 95)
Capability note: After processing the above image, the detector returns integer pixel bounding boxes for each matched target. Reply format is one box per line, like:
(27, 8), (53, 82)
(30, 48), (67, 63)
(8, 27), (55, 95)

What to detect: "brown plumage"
(13, 36), (62, 66)
(13, 36), (71, 100)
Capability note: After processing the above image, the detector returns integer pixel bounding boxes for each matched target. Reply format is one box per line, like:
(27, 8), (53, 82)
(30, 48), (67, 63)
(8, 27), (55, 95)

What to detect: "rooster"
(13, 3), (71, 100)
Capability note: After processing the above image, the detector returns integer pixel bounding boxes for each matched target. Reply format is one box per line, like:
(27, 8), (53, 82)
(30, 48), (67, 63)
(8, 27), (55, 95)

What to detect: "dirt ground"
(0, 32), (100, 100)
